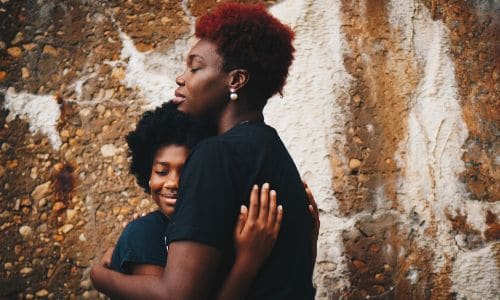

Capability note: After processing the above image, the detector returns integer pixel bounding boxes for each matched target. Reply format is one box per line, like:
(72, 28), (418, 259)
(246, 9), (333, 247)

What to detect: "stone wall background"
(0, 0), (498, 299)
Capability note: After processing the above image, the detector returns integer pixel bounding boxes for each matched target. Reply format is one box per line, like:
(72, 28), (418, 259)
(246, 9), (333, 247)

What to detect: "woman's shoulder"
(186, 123), (281, 166)
(207, 122), (277, 145)
(188, 135), (232, 157)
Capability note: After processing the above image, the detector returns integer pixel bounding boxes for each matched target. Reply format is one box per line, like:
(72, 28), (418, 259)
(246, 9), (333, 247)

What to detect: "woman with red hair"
(91, 3), (317, 299)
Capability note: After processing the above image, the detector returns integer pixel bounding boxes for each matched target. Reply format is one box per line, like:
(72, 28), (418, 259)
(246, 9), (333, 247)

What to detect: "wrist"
(90, 265), (101, 289)
(233, 254), (261, 278)
(90, 264), (108, 289)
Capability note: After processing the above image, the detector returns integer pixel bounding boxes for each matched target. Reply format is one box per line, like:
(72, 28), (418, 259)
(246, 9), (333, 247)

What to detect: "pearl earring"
(148, 180), (151, 186)
(230, 89), (238, 101)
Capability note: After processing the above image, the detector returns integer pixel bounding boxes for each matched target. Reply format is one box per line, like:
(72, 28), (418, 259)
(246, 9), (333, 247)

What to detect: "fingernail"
(263, 182), (269, 189)
(240, 205), (247, 213)
(278, 205), (283, 211)
(270, 190), (276, 196)
(253, 184), (258, 190)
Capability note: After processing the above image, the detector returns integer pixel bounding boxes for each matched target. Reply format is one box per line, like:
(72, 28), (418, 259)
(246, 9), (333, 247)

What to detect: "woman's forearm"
(90, 264), (166, 300)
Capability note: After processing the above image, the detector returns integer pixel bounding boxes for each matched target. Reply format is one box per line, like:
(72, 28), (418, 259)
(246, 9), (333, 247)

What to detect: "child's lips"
(160, 194), (177, 202)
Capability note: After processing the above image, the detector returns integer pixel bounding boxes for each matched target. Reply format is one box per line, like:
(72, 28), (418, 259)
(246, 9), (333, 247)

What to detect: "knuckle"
(257, 223), (266, 231)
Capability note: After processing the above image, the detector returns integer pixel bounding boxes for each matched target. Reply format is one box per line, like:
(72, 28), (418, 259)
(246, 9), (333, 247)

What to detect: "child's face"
(149, 144), (190, 217)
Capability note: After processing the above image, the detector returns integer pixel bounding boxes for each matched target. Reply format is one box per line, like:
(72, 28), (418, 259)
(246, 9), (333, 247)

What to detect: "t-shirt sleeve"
(111, 218), (167, 274)
(166, 139), (241, 250)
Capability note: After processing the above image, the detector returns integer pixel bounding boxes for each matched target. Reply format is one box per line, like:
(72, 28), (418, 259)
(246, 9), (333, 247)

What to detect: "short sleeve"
(166, 139), (241, 250)
(111, 216), (167, 274)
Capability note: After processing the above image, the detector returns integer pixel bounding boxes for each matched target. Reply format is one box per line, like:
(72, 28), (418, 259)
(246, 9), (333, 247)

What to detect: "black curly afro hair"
(126, 102), (207, 193)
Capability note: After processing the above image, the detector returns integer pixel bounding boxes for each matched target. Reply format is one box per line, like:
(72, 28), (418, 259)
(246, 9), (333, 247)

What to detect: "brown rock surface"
(338, 0), (419, 216)
(0, 0), (497, 299)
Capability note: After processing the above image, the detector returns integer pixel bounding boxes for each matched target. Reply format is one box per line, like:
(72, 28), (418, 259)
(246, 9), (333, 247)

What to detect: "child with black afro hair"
(126, 101), (206, 195)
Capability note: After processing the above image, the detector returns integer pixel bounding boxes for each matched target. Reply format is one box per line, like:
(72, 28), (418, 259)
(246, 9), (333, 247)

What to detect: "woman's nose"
(175, 72), (185, 86)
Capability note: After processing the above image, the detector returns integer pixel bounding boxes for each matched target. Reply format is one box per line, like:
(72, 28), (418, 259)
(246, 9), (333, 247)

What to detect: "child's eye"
(156, 170), (169, 176)
(190, 67), (201, 73)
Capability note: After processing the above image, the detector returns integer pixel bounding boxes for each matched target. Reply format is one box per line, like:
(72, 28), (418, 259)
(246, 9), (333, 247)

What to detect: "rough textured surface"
(0, 0), (498, 299)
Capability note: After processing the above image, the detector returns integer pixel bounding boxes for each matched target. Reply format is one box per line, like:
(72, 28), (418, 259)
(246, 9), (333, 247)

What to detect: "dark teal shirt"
(111, 210), (169, 274)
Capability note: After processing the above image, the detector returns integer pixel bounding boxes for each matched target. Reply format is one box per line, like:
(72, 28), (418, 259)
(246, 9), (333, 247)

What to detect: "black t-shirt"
(111, 210), (169, 274)
(167, 120), (315, 299)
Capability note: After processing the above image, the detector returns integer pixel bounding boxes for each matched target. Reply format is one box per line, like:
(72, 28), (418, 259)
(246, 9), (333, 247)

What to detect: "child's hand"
(233, 183), (283, 272)
(121, 212), (147, 228)
(303, 180), (320, 265)
(98, 247), (115, 268)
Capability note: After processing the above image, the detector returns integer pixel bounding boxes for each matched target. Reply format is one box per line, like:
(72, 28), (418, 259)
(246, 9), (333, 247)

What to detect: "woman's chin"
(176, 103), (191, 115)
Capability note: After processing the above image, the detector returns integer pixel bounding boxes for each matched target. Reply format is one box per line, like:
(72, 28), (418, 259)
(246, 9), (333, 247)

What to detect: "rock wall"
(0, 0), (498, 299)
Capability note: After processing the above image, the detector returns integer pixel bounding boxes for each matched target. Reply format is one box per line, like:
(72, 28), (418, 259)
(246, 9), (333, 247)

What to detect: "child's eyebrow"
(153, 161), (170, 166)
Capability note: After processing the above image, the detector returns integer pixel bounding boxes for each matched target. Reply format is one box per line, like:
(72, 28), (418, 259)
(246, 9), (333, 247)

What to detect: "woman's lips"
(171, 96), (185, 105)
(172, 91), (186, 104)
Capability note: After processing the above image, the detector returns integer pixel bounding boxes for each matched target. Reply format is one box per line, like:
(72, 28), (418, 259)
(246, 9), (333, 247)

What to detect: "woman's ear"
(228, 69), (250, 92)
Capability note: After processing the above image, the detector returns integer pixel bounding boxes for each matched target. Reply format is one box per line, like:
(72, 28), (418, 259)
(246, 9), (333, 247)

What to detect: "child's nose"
(163, 173), (179, 190)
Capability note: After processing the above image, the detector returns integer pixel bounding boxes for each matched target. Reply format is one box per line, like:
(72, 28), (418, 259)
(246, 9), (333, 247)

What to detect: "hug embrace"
(91, 3), (320, 299)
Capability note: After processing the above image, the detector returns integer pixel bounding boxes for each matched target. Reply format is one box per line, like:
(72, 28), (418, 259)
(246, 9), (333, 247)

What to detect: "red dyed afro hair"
(195, 2), (295, 107)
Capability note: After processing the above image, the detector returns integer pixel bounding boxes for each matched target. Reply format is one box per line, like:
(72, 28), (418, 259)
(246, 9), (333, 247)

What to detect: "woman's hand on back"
(303, 180), (320, 265)
(216, 185), (283, 300)
(99, 247), (115, 268)
(233, 183), (283, 273)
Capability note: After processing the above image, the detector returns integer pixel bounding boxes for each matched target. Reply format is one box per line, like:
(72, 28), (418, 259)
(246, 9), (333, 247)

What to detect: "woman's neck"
(216, 108), (264, 134)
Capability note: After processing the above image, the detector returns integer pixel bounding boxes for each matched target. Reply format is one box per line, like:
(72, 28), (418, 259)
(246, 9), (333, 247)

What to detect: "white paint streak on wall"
(267, 0), (352, 295)
(390, 2), (498, 298)
(116, 26), (201, 109)
(407, 268), (419, 285)
(3, 87), (61, 149)
(394, 1), (468, 226)
(71, 73), (96, 102)
(452, 244), (500, 299)
(112, 3), (197, 108)
(117, 31), (180, 108)
(181, 0), (196, 34)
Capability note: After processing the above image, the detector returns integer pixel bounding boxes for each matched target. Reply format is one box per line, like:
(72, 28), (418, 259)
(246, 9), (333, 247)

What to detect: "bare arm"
(129, 264), (164, 276)
(91, 242), (221, 300)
